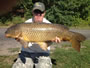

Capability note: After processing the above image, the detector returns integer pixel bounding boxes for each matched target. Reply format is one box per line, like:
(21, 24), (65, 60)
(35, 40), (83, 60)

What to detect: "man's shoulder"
(43, 18), (51, 24)
(25, 18), (33, 23)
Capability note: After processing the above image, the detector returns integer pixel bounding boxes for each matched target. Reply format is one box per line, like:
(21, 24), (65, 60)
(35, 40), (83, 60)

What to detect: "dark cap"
(33, 2), (45, 12)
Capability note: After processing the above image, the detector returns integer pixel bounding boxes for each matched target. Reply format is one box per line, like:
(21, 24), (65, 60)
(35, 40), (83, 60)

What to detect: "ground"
(0, 27), (90, 55)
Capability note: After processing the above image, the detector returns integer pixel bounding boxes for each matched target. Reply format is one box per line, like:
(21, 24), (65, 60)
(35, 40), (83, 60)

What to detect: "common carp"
(5, 23), (86, 52)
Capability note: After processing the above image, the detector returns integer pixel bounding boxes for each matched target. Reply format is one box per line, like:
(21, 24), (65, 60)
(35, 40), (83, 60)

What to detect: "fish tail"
(62, 31), (86, 52)
(70, 38), (81, 52)
(70, 31), (86, 52)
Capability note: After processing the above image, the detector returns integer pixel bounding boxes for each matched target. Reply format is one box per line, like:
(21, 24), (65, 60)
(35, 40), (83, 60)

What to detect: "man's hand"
(52, 37), (61, 43)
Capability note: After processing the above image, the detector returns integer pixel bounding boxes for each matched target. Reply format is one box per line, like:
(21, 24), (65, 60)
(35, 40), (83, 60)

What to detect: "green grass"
(8, 48), (20, 53)
(0, 55), (17, 68)
(51, 40), (90, 68)
(70, 26), (90, 30)
(0, 40), (90, 68)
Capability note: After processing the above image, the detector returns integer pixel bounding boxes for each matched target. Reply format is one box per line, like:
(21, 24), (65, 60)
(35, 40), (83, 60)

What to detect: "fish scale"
(22, 27), (59, 42)
(20, 23), (65, 42)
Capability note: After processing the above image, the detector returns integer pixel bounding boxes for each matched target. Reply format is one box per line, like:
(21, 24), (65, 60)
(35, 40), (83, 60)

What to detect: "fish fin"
(16, 33), (29, 48)
(19, 39), (29, 48)
(36, 42), (48, 51)
(15, 32), (30, 48)
(70, 39), (81, 52)
(15, 32), (22, 39)
(69, 31), (86, 52)
(62, 31), (86, 52)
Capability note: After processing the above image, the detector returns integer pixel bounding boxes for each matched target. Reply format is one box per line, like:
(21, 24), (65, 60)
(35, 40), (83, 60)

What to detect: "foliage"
(19, 0), (33, 19)
(0, 16), (24, 26)
(0, 0), (90, 27)
(45, 0), (90, 26)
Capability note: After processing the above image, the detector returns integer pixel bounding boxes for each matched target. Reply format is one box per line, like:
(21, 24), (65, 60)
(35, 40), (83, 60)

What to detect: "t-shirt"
(21, 18), (51, 54)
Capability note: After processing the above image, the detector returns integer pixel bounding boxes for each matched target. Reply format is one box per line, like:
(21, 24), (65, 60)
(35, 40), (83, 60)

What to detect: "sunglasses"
(33, 10), (44, 14)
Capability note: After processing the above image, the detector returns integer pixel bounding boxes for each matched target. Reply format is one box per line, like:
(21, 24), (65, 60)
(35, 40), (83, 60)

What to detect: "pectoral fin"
(19, 39), (29, 48)
(15, 36), (29, 48)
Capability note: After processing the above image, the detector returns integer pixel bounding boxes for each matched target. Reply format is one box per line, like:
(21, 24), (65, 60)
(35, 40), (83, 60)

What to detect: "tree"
(0, 0), (90, 26)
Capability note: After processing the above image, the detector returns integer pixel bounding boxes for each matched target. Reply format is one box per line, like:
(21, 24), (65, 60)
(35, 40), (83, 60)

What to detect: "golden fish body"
(5, 23), (86, 52)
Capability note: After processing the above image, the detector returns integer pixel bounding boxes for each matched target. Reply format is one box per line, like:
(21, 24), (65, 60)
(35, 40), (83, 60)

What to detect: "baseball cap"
(33, 2), (45, 12)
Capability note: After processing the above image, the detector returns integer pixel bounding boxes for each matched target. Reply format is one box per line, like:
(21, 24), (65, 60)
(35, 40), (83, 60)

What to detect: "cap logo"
(35, 3), (41, 7)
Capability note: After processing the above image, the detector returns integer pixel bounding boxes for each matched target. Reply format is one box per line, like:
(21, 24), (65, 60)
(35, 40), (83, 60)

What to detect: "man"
(12, 2), (61, 68)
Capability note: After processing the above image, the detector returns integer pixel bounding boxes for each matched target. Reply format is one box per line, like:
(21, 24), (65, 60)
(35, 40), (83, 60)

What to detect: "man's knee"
(36, 56), (52, 68)
(12, 58), (34, 68)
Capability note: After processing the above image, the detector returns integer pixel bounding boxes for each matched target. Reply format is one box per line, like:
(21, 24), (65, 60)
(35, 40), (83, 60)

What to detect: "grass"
(51, 40), (90, 68)
(8, 48), (20, 53)
(0, 40), (90, 68)
(70, 26), (90, 30)
(0, 55), (17, 68)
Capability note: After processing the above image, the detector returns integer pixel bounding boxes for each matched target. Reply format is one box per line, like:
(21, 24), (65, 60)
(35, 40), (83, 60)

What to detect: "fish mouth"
(5, 34), (19, 38)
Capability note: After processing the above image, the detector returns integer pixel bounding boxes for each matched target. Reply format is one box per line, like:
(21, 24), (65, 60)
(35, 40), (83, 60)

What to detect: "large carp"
(5, 23), (86, 52)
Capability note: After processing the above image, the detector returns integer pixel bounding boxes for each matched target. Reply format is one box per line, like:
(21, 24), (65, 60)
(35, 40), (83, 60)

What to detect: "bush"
(11, 16), (24, 24)
(0, 0), (90, 27)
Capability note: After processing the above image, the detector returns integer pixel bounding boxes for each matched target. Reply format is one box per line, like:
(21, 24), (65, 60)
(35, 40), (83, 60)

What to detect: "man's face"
(33, 10), (45, 23)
